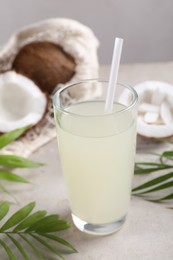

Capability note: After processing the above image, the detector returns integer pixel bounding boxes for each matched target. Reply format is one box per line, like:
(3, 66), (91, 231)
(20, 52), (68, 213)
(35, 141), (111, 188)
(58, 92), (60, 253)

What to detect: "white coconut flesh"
(134, 81), (173, 138)
(0, 71), (47, 132)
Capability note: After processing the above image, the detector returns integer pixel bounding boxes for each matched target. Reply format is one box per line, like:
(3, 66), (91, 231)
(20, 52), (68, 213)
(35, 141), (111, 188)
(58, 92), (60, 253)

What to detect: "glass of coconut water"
(53, 79), (138, 235)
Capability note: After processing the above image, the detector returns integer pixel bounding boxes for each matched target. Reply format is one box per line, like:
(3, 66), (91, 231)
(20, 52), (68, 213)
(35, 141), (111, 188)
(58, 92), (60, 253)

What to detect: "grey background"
(0, 0), (172, 64)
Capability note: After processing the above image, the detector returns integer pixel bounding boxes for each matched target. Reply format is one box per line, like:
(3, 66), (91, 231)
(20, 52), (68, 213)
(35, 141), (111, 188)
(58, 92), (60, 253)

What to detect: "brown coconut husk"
(12, 41), (76, 94)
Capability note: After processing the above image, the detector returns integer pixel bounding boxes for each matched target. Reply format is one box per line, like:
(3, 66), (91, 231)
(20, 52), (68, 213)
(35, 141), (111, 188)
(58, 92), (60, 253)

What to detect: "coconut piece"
(160, 101), (173, 125)
(151, 89), (165, 105)
(138, 103), (159, 113)
(143, 112), (159, 124)
(134, 81), (173, 98)
(0, 71), (47, 132)
(137, 116), (173, 138)
(121, 81), (173, 138)
(167, 95), (173, 110)
(12, 41), (76, 94)
(135, 81), (173, 138)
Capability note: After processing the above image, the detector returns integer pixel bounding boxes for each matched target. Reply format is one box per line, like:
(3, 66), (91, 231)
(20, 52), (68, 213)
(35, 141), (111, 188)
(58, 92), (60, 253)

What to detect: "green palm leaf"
(161, 151), (173, 160)
(135, 163), (173, 174)
(0, 239), (16, 260)
(141, 180), (173, 194)
(134, 145), (173, 202)
(0, 201), (10, 220)
(133, 171), (173, 192)
(7, 234), (29, 260)
(31, 234), (64, 259)
(0, 202), (35, 232)
(41, 233), (77, 253)
(153, 193), (173, 202)
(146, 193), (173, 202)
(0, 127), (29, 149)
(0, 170), (29, 183)
(136, 162), (169, 167)
(0, 127), (43, 199)
(13, 210), (47, 232)
(26, 215), (70, 233)
(20, 234), (44, 260)
(0, 154), (43, 168)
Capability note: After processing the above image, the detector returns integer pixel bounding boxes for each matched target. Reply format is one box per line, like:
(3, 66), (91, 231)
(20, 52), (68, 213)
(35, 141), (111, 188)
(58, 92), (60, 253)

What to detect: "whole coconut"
(12, 41), (76, 94)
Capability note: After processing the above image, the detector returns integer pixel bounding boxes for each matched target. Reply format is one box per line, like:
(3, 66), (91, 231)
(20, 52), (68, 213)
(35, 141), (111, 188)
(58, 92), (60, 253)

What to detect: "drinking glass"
(53, 79), (138, 235)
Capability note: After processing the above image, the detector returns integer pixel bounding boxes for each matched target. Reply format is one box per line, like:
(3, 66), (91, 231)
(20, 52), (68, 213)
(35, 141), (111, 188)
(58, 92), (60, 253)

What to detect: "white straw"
(105, 37), (123, 112)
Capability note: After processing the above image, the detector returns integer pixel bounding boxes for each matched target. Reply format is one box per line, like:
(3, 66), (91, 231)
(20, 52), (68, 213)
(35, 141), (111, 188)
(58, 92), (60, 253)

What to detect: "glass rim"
(53, 79), (138, 117)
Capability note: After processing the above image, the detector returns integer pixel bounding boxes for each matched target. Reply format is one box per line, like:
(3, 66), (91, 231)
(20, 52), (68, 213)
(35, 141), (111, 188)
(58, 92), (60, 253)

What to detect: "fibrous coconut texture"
(0, 18), (100, 156)
(122, 81), (173, 138)
(12, 41), (76, 95)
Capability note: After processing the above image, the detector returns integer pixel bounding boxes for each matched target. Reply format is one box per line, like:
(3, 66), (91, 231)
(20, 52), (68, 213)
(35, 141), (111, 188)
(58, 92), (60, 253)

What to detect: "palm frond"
(133, 147), (173, 202)
(0, 127), (76, 259)
(0, 127), (43, 201)
(0, 201), (76, 259)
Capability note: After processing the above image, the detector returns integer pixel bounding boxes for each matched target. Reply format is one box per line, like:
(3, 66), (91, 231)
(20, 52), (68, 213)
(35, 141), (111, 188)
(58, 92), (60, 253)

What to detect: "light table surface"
(2, 62), (173, 260)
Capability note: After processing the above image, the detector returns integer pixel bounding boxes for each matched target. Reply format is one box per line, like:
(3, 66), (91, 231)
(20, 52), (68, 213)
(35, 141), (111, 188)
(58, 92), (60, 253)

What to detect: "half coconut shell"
(0, 71), (47, 132)
(12, 41), (76, 94)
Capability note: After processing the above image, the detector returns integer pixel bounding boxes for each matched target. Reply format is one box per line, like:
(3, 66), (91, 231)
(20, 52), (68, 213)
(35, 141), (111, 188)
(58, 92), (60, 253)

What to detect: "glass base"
(72, 214), (126, 236)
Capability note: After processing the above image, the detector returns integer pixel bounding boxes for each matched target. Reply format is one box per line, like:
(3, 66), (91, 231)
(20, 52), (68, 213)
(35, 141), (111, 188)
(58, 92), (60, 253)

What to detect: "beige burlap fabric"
(0, 18), (100, 157)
